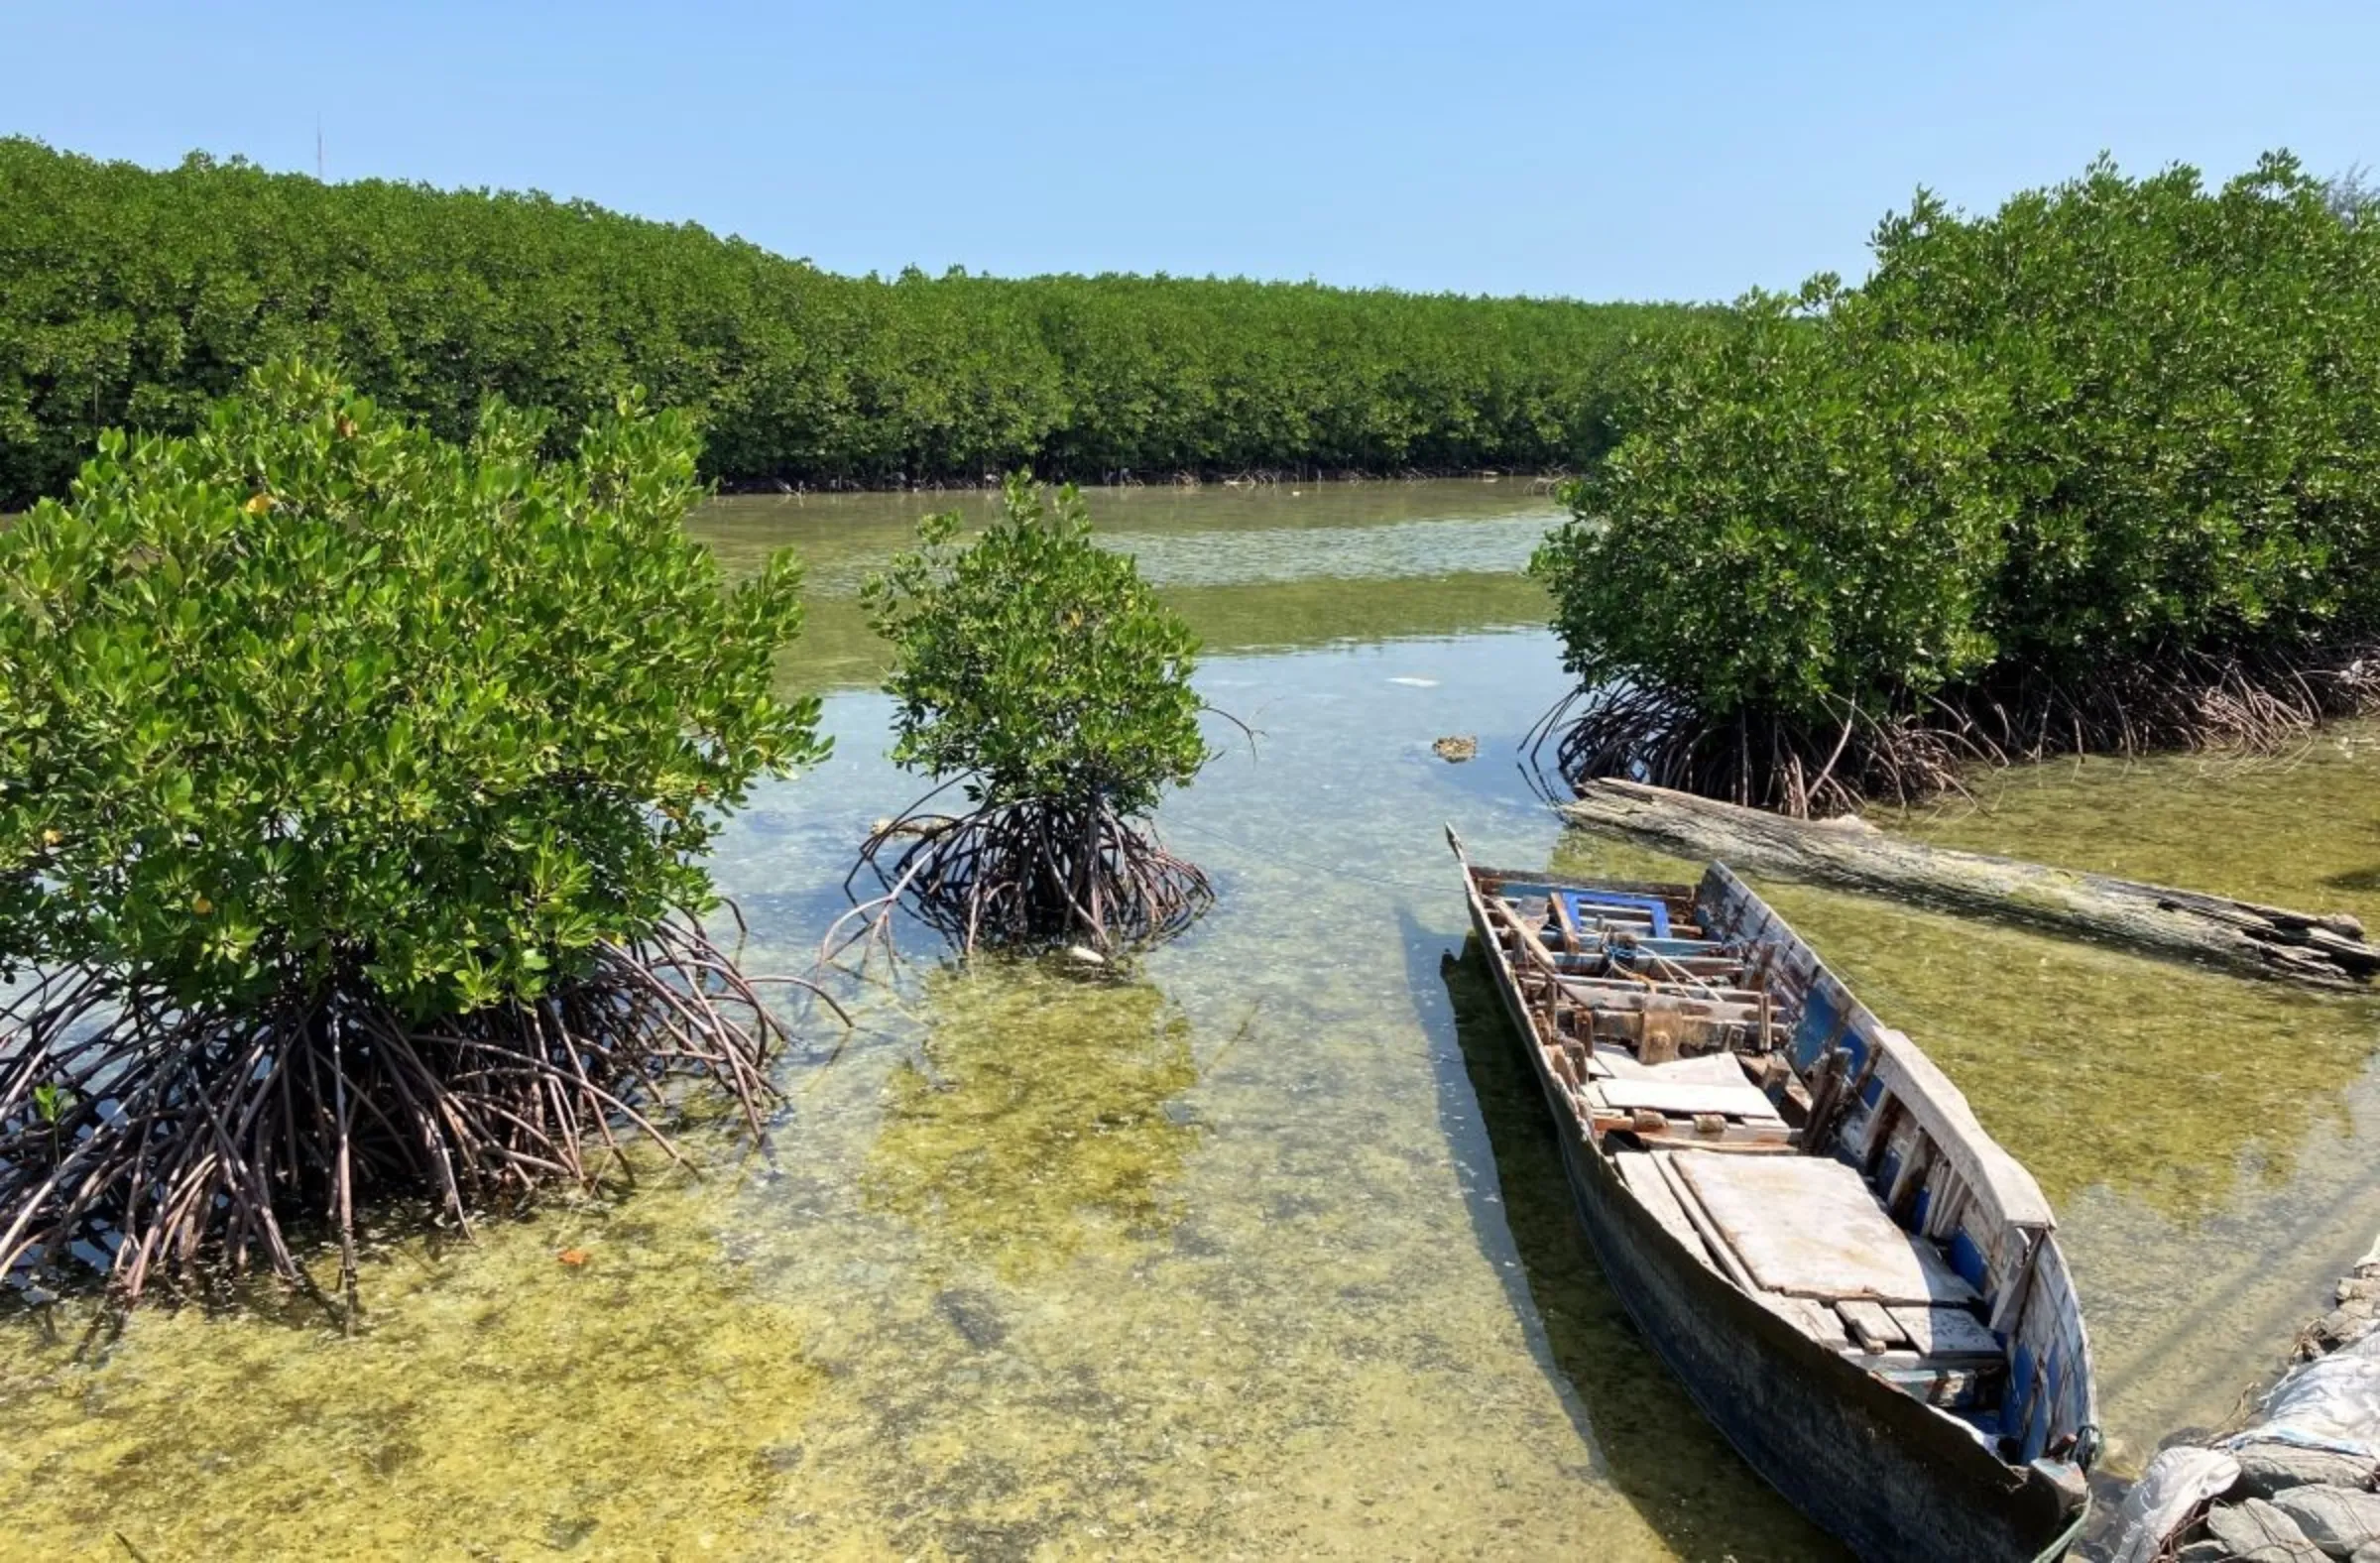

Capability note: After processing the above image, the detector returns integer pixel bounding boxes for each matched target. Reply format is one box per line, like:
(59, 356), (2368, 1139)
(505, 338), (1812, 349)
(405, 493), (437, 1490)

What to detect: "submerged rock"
(935, 1288), (1009, 1352)
(2234, 1441), (2380, 1501)
(2272, 1485), (2380, 1557)
(2205, 1498), (2325, 1562)
(2314, 1298), (2380, 1352)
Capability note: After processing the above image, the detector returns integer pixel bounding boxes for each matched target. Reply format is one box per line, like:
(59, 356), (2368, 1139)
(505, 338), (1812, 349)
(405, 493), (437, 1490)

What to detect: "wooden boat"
(1452, 832), (2100, 1562)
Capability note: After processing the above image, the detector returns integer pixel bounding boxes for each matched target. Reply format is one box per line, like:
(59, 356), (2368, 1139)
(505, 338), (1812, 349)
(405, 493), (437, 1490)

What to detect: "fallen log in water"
(1558, 779), (2380, 990)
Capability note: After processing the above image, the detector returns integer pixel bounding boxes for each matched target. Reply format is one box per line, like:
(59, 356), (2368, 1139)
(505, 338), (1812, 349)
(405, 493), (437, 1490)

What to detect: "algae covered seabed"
(2, 482), (2375, 1560)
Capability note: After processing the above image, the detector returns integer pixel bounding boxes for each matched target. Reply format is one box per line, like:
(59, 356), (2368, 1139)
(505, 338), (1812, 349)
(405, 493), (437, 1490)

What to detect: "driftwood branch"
(1558, 779), (2379, 991)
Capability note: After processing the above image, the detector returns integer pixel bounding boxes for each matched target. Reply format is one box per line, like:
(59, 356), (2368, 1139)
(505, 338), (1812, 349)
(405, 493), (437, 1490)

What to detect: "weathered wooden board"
(1591, 1113), (1798, 1151)
(1552, 979), (1767, 1015)
(1760, 1290), (1852, 1348)
(1591, 1045), (1761, 1086)
(1560, 778), (2380, 990)
(1599, 1079), (1782, 1123)
(1612, 1151), (1711, 1263)
(1837, 1298), (1907, 1354)
(1670, 1152), (1979, 1305)
(1887, 1305), (2003, 1362)
(1863, 1355), (1995, 1409)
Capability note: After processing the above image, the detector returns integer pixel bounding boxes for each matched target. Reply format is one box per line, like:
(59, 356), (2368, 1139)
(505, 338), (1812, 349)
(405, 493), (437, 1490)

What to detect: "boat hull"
(1465, 895), (2084, 1563)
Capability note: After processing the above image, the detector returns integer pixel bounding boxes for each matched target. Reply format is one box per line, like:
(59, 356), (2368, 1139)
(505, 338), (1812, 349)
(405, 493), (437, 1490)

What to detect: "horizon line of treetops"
(0, 137), (1711, 510)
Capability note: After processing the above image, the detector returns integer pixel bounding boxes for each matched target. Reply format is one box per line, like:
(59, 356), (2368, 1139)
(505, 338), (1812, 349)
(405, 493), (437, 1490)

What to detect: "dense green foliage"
(1859, 160), (2380, 671)
(0, 360), (825, 1016)
(1534, 153), (2380, 803)
(841, 474), (1215, 955)
(864, 472), (1209, 817)
(0, 138), (1689, 510)
(1533, 284), (2012, 721)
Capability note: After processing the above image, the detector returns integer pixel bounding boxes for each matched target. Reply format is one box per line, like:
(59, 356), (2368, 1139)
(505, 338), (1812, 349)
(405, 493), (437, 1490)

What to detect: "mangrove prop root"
(830, 796), (1213, 961)
(0, 911), (798, 1307)
(1527, 644), (2380, 818)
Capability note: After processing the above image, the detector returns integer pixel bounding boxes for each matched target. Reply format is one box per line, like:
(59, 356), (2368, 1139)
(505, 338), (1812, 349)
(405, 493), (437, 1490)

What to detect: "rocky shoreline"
(2112, 1234), (2380, 1561)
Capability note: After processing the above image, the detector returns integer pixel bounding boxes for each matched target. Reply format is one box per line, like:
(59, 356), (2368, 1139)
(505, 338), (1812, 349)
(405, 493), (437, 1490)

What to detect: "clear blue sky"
(6, 1), (2373, 301)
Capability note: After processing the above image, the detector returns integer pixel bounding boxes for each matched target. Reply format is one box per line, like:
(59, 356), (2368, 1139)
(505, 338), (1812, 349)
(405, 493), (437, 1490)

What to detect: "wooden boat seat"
(1835, 1300), (2003, 1361)
(1598, 1078), (1782, 1123)
(1888, 1304), (2003, 1361)
(1587, 1045), (1759, 1086)
(1865, 1352), (2004, 1411)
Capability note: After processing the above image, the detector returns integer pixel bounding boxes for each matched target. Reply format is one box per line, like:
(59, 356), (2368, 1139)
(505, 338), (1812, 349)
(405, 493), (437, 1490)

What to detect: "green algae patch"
(0, 1178), (828, 1560)
(686, 481), (1561, 698)
(1755, 887), (2371, 1222)
(863, 967), (1203, 1277)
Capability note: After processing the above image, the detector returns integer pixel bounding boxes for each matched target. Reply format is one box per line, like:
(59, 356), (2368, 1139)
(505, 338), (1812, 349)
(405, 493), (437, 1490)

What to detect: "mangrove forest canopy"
(0, 138), (1686, 510)
(1534, 152), (2380, 814)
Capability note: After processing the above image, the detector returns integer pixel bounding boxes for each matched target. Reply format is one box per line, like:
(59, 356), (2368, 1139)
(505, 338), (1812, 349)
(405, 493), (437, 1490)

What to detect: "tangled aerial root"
(0, 909), (822, 1312)
(829, 795), (1213, 961)
(1528, 644), (2380, 818)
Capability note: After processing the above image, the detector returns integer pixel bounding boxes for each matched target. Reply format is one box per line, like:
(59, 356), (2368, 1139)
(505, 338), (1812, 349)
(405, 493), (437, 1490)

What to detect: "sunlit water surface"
(2, 481), (2375, 1560)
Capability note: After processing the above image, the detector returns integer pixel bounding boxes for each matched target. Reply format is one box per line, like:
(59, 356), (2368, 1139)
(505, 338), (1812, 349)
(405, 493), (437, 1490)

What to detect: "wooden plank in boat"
(1887, 1305), (2003, 1362)
(1591, 1045), (1760, 1086)
(1859, 1354), (1997, 1409)
(1612, 1151), (1711, 1262)
(1759, 1290), (1852, 1348)
(1669, 1152), (1980, 1305)
(1558, 977), (1767, 1005)
(1570, 1011), (1763, 1055)
(1837, 1298), (1906, 1353)
(1598, 1079), (1782, 1123)
(1589, 1113), (1797, 1151)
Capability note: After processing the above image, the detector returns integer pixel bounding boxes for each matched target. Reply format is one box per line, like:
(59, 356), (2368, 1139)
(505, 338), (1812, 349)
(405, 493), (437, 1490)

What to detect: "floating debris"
(869, 813), (956, 841)
(1431, 735), (1479, 763)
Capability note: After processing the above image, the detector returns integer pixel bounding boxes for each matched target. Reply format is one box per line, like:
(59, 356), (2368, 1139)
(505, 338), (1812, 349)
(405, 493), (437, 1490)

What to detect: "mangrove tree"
(845, 472), (1214, 954)
(1533, 152), (2380, 813)
(0, 361), (827, 1307)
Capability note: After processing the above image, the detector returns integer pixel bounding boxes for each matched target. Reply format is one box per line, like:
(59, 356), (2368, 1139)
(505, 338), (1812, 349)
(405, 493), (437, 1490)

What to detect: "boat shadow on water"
(1399, 909), (1848, 1561)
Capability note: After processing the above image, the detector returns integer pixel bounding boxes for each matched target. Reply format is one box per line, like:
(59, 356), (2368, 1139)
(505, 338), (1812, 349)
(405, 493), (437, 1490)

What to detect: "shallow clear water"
(2, 482), (2375, 1559)
(694, 481), (1558, 696)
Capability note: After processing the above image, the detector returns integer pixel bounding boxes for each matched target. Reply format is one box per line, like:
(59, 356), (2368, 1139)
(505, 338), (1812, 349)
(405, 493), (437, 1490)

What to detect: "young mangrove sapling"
(844, 472), (1215, 955)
